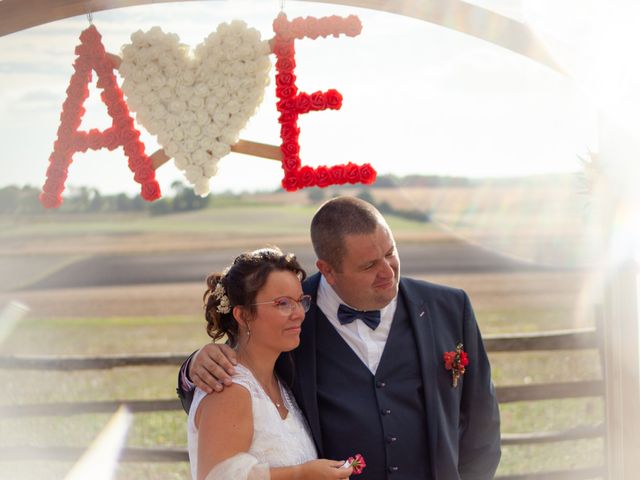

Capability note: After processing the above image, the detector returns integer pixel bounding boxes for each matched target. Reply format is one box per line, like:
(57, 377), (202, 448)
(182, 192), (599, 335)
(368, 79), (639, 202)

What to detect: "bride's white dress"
(187, 363), (318, 480)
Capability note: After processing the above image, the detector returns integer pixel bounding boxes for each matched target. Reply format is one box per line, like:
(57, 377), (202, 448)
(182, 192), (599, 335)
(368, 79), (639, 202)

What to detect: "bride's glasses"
(251, 295), (312, 315)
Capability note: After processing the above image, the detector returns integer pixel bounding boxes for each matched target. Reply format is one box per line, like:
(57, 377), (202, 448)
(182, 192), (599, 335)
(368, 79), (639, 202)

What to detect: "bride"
(188, 247), (353, 480)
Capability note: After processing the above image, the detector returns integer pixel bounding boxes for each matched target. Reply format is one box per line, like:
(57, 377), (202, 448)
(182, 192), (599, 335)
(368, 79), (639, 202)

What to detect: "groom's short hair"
(311, 196), (387, 269)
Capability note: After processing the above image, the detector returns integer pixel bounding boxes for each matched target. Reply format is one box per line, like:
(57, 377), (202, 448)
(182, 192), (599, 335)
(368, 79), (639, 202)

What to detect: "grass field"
(0, 197), (605, 479)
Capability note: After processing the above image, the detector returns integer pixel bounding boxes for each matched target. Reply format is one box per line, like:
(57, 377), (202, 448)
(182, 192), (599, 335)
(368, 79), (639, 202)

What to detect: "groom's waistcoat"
(315, 293), (432, 479)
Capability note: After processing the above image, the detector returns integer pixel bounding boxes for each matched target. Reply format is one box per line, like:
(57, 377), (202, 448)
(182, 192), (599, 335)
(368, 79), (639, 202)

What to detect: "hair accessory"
(213, 282), (231, 314)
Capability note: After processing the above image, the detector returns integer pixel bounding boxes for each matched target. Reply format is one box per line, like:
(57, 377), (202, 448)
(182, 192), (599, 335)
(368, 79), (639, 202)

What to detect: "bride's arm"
(196, 384), (253, 480)
(196, 386), (352, 480)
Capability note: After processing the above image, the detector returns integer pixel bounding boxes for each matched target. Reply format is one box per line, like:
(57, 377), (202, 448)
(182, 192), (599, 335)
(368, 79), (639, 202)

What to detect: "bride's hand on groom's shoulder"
(190, 343), (238, 394)
(297, 459), (353, 479)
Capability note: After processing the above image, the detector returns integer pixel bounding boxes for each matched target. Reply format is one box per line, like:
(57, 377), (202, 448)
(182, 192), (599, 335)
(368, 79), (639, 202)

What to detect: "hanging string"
(280, 0), (285, 12)
(86, 6), (93, 25)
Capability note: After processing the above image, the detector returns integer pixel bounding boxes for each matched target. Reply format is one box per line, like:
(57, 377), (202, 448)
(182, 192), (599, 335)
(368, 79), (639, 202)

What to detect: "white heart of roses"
(118, 21), (271, 196)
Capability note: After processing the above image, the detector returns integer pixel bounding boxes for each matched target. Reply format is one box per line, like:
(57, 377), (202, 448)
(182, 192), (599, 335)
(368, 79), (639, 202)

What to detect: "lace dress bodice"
(188, 363), (318, 479)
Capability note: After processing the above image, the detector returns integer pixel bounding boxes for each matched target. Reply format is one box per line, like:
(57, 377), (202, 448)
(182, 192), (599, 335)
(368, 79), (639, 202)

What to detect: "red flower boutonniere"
(444, 343), (469, 388)
(342, 453), (366, 475)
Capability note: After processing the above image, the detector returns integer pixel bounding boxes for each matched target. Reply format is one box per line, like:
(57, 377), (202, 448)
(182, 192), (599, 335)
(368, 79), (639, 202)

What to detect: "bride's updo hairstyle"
(203, 247), (306, 347)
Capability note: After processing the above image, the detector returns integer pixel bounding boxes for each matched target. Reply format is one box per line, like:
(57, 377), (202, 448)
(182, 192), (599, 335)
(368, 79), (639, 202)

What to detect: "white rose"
(174, 153), (189, 170)
(144, 63), (160, 77)
(184, 137), (198, 153)
(203, 161), (219, 178)
(194, 179), (211, 197)
(151, 104), (167, 119)
(225, 99), (241, 114)
(164, 63), (179, 76)
(149, 75), (165, 90)
(157, 131), (172, 147)
(188, 96), (204, 109)
(185, 165), (204, 183)
(194, 83), (209, 97)
(180, 111), (196, 124)
(168, 100), (186, 113)
(205, 97), (220, 115)
(158, 86), (172, 100)
(203, 124), (221, 138)
(192, 149), (208, 165)
(196, 110), (209, 126)
(256, 55), (271, 72)
(147, 26), (165, 42)
(148, 44), (164, 59)
(130, 30), (145, 44)
(142, 92), (159, 106)
(172, 127), (185, 141)
(220, 128), (238, 145)
(187, 124), (202, 138)
(214, 86), (229, 100)
(213, 110), (229, 125)
(132, 69), (147, 84)
(165, 76), (177, 89)
(165, 115), (179, 129)
(210, 141), (230, 158)
(181, 70), (196, 86)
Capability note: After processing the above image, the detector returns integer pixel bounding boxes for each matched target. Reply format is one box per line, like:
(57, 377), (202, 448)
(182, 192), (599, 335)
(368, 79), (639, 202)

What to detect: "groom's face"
(319, 223), (400, 311)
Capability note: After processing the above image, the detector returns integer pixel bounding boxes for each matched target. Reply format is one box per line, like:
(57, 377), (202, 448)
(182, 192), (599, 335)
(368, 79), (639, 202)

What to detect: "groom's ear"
(316, 259), (337, 285)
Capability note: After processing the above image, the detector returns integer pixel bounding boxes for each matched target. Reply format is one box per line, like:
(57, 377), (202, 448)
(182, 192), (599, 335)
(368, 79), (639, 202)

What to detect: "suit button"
(381, 408), (391, 415)
(388, 466), (399, 473)
(376, 380), (386, 388)
(386, 435), (397, 443)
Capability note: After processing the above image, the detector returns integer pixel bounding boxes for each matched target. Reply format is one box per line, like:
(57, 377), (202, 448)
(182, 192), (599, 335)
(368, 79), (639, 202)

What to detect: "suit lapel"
(293, 273), (323, 454)
(400, 278), (439, 478)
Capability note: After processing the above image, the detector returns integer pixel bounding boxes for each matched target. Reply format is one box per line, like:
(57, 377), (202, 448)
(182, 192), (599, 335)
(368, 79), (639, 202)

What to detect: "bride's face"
(248, 270), (306, 352)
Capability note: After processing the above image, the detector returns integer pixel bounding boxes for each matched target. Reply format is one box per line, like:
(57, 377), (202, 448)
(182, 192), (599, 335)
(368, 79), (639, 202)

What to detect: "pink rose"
(278, 111), (298, 124)
(282, 155), (300, 173)
(276, 57), (296, 72)
(359, 164), (377, 185)
(273, 40), (295, 58)
(276, 72), (297, 88)
(39, 191), (63, 209)
(282, 174), (300, 192)
(276, 85), (298, 99)
(281, 141), (300, 156)
(297, 93), (312, 114)
(330, 165), (347, 184)
(297, 166), (315, 187)
(280, 123), (300, 143)
(346, 162), (360, 184)
(325, 89), (343, 110)
(141, 181), (162, 201)
(315, 166), (331, 188)
(310, 91), (326, 110)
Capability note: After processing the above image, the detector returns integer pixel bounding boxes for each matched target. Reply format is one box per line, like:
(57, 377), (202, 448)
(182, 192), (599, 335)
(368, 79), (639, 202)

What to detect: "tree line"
(0, 181), (209, 215)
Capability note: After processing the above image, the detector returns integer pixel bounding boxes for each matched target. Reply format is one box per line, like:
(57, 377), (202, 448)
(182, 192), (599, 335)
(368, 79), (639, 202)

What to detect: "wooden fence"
(0, 327), (605, 479)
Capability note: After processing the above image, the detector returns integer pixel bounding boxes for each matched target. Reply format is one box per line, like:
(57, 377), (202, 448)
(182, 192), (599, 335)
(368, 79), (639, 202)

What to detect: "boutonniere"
(444, 343), (469, 388)
(342, 453), (366, 474)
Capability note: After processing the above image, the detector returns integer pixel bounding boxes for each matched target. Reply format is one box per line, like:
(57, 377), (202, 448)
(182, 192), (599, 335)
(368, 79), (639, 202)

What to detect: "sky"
(0, 0), (609, 196)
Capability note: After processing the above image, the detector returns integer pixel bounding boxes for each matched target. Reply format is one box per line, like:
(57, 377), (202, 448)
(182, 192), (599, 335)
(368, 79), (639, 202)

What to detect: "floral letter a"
(40, 25), (161, 208)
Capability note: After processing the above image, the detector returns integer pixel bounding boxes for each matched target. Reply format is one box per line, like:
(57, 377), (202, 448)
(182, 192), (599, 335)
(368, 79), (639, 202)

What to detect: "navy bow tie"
(337, 304), (381, 330)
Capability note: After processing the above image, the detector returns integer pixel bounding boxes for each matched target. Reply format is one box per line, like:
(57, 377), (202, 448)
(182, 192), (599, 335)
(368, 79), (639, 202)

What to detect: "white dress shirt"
(316, 275), (397, 374)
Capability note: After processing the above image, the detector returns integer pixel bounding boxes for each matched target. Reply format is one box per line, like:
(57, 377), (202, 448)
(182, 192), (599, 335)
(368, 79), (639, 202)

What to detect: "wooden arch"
(0, 0), (563, 74)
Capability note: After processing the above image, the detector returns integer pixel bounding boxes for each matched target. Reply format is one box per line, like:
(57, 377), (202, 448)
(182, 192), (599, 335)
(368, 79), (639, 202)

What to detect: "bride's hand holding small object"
(341, 453), (366, 475)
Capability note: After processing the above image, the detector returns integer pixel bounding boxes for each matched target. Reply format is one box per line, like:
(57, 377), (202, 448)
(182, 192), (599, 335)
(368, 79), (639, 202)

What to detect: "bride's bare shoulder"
(195, 384), (252, 428)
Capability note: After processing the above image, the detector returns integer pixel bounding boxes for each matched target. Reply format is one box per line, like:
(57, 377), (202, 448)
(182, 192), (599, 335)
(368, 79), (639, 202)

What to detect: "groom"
(178, 196), (501, 479)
